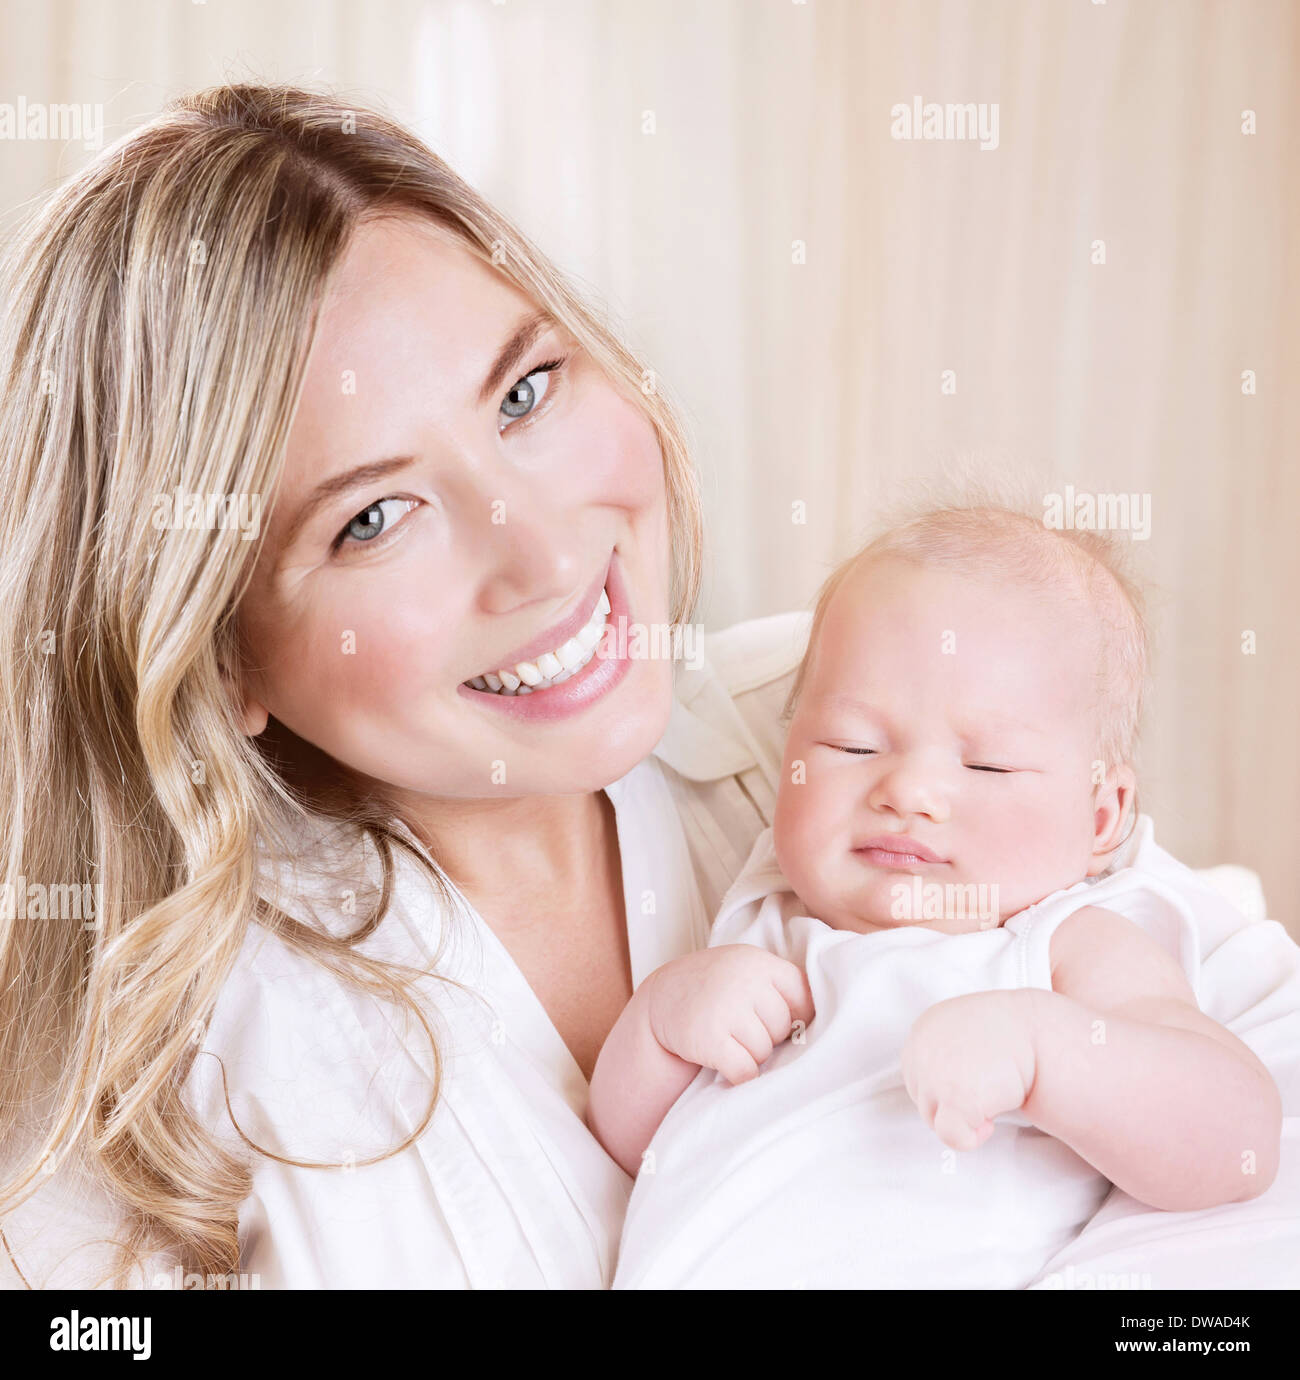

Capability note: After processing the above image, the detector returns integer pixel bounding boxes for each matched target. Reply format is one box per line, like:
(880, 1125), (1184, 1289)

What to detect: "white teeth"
(556, 637), (586, 670)
(466, 581), (612, 695)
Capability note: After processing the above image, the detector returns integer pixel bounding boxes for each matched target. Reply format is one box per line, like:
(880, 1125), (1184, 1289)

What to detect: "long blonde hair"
(0, 83), (703, 1285)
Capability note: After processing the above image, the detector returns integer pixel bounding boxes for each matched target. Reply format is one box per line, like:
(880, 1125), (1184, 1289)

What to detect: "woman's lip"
(455, 550), (634, 722)
(468, 555), (611, 677)
(853, 836), (948, 865)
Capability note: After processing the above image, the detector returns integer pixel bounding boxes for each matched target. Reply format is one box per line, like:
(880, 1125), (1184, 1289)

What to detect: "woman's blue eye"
(329, 356), (566, 554)
(499, 358), (563, 424)
(335, 497), (415, 550)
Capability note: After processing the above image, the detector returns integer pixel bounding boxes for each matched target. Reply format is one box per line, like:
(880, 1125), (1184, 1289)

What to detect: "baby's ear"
(1087, 762), (1137, 876)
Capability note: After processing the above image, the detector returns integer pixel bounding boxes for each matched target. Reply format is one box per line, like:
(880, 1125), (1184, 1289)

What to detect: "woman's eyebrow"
(476, 309), (551, 406)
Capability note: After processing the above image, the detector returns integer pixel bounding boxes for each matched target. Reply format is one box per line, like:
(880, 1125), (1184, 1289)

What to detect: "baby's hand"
(643, 945), (815, 1086)
(901, 991), (1037, 1151)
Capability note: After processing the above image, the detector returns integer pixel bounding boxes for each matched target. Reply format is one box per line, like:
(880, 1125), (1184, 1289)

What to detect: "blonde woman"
(0, 82), (808, 1288)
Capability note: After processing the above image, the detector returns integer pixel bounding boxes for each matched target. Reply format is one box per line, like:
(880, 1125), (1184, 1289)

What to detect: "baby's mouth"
(852, 834), (949, 867)
(463, 585), (611, 696)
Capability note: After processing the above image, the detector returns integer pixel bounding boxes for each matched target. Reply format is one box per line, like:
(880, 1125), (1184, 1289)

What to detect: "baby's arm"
(1024, 904), (1282, 1208)
(903, 905), (1282, 1211)
(586, 945), (814, 1178)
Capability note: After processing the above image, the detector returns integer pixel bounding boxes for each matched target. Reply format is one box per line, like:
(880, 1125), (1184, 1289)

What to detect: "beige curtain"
(2, 0), (1296, 926)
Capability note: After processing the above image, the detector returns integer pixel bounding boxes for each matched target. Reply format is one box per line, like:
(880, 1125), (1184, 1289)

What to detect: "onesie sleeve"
(1003, 869), (1201, 996)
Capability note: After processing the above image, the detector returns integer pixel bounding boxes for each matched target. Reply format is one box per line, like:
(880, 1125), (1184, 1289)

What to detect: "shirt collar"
(645, 660), (759, 782)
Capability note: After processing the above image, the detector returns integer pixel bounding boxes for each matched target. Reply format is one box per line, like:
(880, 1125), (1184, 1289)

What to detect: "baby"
(587, 504), (1283, 1289)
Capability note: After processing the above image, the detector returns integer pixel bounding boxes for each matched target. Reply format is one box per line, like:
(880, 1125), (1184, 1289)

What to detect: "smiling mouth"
(463, 584), (611, 696)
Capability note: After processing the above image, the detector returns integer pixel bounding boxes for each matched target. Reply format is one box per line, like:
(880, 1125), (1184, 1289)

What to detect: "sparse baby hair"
(783, 491), (1151, 777)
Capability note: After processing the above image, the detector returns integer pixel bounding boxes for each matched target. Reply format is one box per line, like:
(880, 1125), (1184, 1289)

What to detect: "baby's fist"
(901, 991), (1037, 1152)
(644, 944), (815, 1086)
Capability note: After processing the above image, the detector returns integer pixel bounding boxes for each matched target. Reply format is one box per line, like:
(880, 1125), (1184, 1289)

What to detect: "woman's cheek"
(562, 390), (664, 511)
(269, 606), (425, 724)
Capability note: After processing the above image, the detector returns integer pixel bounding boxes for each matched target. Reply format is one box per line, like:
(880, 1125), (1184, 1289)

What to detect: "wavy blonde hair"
(0, 83), (703, 1285)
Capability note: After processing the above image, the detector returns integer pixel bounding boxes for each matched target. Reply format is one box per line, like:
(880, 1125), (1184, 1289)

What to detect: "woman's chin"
(569, 653), (676, 788)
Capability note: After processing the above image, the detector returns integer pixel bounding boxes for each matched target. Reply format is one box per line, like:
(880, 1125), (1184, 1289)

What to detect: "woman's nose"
(469, 484), (588, 616)
(867, 758), (952, 824)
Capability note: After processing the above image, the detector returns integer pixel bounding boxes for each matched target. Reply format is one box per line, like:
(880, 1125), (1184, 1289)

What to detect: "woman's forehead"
(316, 215), (529, 346)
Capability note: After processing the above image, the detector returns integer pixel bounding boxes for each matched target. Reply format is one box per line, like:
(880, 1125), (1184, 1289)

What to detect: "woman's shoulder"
(650, 609), (810, 796)
(184, 907), (452, 1167)
(184, 819), (452, 1142)
(699, 609), (812, 697)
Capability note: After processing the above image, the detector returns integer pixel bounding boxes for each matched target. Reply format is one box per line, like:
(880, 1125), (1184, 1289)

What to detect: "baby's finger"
(729, 1010), (777, 1070)
(901, 1047), (920, 1107)
(933, 1103), (983, 1152)
(970, 1118), (995, 1149)
(751, 983), (803, 1046)
(905, 1069), (936, 1124)
(768, 960), (816, 1030)
(715, 1035), (763, 1087)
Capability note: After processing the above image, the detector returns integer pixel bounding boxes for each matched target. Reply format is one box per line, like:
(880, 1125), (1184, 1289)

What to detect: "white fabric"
(5, 608), (1299, 1289)
(172, 612), (813, 1290)
(0, 610), (803, 1289)
(613, 819), (1300, 1290)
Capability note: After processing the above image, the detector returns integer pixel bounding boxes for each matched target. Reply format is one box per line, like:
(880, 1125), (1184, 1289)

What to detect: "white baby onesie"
(613, 815), (1208, 1289)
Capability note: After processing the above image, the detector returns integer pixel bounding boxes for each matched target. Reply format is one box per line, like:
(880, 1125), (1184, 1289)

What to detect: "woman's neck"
(400, 788), (616, 923)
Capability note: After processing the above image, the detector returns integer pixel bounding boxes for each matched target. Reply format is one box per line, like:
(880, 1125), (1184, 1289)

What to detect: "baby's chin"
(824, 908), (1002, 936)
(813, 878), (1008, 935)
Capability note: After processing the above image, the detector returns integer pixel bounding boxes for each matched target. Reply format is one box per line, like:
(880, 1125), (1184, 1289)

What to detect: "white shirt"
(181, 612), (815, 1289)
(612, 820), (1236, 1289)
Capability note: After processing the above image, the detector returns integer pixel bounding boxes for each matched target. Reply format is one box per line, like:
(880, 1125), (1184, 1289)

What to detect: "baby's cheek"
(774, 780), (818, 882)
(777, 771), (845, 898)
(982, 788), (1085, 889)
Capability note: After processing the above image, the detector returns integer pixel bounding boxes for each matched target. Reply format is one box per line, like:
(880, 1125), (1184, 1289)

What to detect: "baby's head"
(772, 504), (1149, 935)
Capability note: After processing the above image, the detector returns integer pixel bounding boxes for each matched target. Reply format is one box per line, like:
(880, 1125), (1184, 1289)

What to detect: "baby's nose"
(867, 762), (952, 823)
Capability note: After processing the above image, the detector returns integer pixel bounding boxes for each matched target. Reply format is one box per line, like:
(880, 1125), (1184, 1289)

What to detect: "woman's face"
(235, 215), (674, 800)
